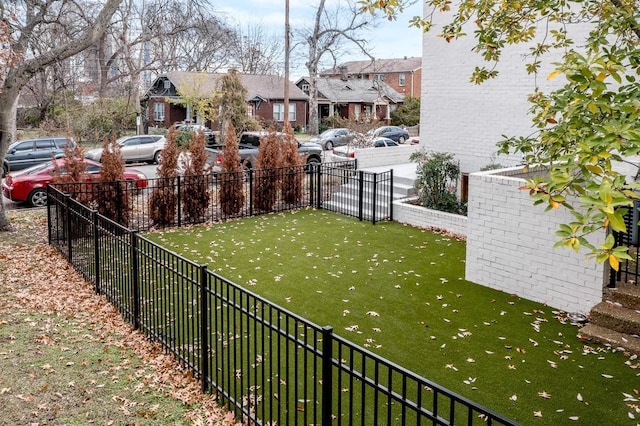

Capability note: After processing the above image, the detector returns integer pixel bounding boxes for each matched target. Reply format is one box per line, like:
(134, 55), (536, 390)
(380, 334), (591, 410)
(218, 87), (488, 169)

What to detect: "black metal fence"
(610, 206), (640, 287)
(47, 188), (518, 425)
(49, 162), (393, 230)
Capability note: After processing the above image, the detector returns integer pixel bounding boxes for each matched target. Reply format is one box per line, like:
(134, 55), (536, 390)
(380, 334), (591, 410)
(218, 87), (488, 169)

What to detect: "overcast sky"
(216, 0), (423, 78)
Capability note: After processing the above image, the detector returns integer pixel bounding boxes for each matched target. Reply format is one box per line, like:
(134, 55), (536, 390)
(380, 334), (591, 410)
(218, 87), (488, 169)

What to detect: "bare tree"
(230, 22), (285, 75)
(0, 0), (123, 232)
(297, 0), (375, 135)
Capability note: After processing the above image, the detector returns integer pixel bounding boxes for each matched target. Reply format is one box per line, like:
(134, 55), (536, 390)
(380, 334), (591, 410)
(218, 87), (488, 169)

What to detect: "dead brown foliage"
(219, 122), (245, 216)
(279, 122), (304, 205)
(254, 127), (281, 211)
(0, 210), (237, 425)
(96, 135), (132, 226)
(182, 131), (210, 223)
(149, 128), (179, 226)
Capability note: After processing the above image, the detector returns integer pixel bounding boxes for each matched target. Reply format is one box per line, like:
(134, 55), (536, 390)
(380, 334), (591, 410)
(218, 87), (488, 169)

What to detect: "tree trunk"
(308, 71), (319, 135)
(0, 94), (19, 231)
(0, 0), (124, 232)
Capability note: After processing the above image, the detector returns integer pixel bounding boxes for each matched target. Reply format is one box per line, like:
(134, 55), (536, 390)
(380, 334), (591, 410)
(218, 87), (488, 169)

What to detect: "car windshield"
(116, 136), (131, 146)
(319, 129), (336, 137)
(21, 162), (54, 175)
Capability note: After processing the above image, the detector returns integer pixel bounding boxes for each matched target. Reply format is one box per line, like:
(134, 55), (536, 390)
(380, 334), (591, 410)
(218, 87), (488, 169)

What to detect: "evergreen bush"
(279, 122), (304, 205)
(149, 128), (179, 226)
(410, 149), (467, 215)
(181, 130), (210, 223)
(254, 128), (281, 211)
(219, 122), (245, 216)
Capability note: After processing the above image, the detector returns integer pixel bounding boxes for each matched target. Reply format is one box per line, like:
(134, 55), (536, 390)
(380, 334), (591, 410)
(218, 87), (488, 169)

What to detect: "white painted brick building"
(416, 9), (606, 312)
(419, 9), (593, 173)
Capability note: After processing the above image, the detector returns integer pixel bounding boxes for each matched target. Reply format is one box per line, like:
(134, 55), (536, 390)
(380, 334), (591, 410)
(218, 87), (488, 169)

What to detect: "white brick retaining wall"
(393, 198), (467, 237)
(465, 167), (606, 314)
(354, 145), (420, 169)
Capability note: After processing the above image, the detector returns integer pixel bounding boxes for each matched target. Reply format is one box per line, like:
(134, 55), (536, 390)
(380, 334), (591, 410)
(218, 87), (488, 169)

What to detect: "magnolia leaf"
(607, 212), (627, 232)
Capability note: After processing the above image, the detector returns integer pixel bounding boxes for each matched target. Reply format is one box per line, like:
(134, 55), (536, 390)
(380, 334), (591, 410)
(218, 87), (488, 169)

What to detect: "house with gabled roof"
(144, 71), (309, 131)
(320, 57), (422, 98)
(295, 77), (404, 125)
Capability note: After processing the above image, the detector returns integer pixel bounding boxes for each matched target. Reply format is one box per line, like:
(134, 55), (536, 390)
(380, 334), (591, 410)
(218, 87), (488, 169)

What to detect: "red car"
(1, 158), (148, 207)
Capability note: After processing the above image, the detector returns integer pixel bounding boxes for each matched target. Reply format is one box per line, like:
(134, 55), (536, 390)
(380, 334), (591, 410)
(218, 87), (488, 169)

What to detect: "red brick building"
(144, 71), (309, 131)
(319, 57), (422, 98)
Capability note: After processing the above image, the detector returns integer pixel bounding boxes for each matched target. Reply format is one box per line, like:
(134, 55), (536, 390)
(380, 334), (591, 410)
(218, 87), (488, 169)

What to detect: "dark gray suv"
(2, 136), (76, 177)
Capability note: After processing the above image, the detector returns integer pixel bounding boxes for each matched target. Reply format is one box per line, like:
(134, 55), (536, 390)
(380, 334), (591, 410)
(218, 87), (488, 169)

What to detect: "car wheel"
(1, 164), (7, 178)
(28, 188), (48, 207)
(325, 141), (333, 150)
(398, 136), (406, 144)
(305, 156), (321, 173)
(154, 150), (162, 164)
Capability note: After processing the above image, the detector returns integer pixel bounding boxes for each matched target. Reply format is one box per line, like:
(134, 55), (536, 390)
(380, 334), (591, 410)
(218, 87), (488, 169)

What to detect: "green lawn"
(146, 209), (640, 425)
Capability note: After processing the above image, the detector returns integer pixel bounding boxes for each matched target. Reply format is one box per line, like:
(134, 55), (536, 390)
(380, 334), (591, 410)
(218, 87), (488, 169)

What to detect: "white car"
(85, 135), (166, 164)
(327, 137), (399, 162)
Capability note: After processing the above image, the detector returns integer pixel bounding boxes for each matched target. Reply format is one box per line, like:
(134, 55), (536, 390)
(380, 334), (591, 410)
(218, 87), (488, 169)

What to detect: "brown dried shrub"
(254, 127), (281, 212)
(181, 130), (210, 223)
(279, 122), (304, 205)
(96, 135), (131, 226)
(149, 128), (179, 226)
(218, 122), (245, 216)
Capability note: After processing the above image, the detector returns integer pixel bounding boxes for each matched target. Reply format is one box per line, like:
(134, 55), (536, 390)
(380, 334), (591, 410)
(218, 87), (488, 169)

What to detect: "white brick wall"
(351, 145), (420, 169)
(393, 198), (467, 236)
(465, 168), (606, 313)
(420, 9), (593, 173)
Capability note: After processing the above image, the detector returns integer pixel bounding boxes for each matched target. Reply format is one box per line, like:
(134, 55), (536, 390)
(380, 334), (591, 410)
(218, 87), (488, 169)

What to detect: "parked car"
(84, 135), (166, 164)
(2, 136), (76, 177)
(327, 137), (399, 162)
(173, 122), (216, 146)
(308, 128), (358, 150)
(207, 131), (323, 172)
(367, 126), (410, 144)
(1, 158), (147, 207)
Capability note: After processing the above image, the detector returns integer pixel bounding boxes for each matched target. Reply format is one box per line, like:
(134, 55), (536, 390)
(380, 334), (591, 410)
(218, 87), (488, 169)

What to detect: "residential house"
(144, 71), (309, 131)
(295, 77), (404, 125)
(320, 57), (421, 98)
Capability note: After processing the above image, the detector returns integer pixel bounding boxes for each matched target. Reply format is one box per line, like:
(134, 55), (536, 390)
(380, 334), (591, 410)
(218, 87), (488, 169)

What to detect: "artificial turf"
(146, 208), (640, 425)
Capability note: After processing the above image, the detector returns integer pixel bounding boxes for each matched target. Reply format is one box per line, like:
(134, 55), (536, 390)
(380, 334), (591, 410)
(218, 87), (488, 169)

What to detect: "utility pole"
(284, 0), (290, 126)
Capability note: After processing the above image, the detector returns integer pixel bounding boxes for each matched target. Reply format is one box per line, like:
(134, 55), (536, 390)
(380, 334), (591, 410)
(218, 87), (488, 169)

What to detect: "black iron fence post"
(47, 185), (52, 245)
(249, 169), (254, 217)
(93, 210), (100, 295)
(358, 171), (364, 221)
(200, 264), (209, 393)
(321, 326), (333, 426)
(372, 173), (378, 225)
(316, 164), (322, 209)
(130, 230), (140, 330)
(177, 176), (182, 228)
(389, 169), (394, 221)
(65, 194), (73, 262)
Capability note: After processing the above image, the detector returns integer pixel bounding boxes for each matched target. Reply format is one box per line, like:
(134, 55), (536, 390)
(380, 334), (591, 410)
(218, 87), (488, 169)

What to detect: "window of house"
(374, 74), (384, 81)
(153, 103), (165, 121)
(301, 83), (309, 92)
(273, 103), (296, 122)
(399, 73), (406, 86)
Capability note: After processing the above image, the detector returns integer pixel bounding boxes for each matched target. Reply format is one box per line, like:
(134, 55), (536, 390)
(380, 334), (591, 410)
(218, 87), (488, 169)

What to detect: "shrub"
(254, 128), (281, 211)
(149, 128), (179, 226)
(279, 122), (304, 205)
(181, 130), (210, 223)
(390, 96), (420, 126)
(219, 122), (245, 216)
(51, 142), (93, 206)
(96, 135), (131, 226)
(410, 149), (466, 215)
